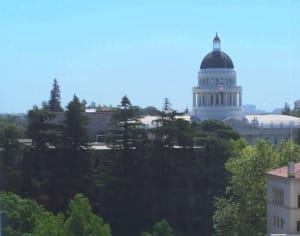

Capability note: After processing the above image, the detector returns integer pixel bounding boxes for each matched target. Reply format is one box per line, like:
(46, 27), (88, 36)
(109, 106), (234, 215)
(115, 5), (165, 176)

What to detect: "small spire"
(213, 33), (221, 51)
(214, 32), (220, 42)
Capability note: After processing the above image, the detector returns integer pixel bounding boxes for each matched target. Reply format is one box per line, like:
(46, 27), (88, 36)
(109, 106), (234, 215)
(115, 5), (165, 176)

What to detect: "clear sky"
(1, 0), (299, 113)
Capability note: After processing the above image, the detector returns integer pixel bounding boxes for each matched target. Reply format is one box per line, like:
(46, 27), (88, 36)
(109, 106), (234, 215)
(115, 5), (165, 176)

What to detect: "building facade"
(266, 162), (300, 235)
(192, 34), (243, 121)
(224, 114), (300, 145)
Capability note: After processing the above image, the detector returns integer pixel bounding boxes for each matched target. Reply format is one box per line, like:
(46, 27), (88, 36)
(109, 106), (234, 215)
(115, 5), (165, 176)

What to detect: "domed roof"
(200, 34), (234, 69)
(200, 51), (234, 69)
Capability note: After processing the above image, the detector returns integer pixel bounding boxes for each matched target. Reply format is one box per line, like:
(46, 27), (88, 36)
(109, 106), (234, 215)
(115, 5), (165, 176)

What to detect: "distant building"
(266, 162), (300, 235)
(53, 111), (112, 142)
(192, 34), (243, 121)
(243, 104), (257, 114)
(294, 100), (300, 111)
(190, 34), (300, 145)
(224, 114), (300, 145)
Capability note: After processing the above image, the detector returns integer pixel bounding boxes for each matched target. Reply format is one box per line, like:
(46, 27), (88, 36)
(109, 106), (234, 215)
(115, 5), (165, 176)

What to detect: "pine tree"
(163, 97), (172, 112)
(107, 95), (146, 150)
(64, 95), (88, 149)
(281, 102), (291, 115)
(48, 79), (63, 112)
(27, 106), (62, 149)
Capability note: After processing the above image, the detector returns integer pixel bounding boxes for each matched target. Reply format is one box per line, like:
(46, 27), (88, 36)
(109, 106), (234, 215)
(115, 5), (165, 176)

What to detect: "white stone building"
(266, 162), (300, 235)
(192, 34), (243, 121)
(224, 114), (300, 145)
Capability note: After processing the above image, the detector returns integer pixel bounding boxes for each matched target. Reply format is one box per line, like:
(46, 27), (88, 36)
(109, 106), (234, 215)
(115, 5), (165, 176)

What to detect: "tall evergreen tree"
(48, 79), (63, 112)
(281, 102), (291, 115)
(153, 98), (181, 148)
(27, 106), (62, 150)
(162, 97), (172, 112)
(107, 95), (146, 150)
(64, 95), (88, 149)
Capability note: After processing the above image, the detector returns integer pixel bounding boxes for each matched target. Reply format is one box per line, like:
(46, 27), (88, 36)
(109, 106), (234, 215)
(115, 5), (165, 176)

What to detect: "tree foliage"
(1, 89), (250, 236)
(0, 192), (111, 236)
(64, 95), (88, 149)
(0, 124), (24, 192)
(213, 139), (300, 236)
(153, 99), (194, 148)
(0, 192), (50, 236)
(48, 79), (63, 112)
(281, 102), (291, 115)
(64, 193), (111, 236)
(142, 219), (174, 236)
(139, 106), (160, 116)
(27, 106), (62, 150)
(107, 95), (146, 150)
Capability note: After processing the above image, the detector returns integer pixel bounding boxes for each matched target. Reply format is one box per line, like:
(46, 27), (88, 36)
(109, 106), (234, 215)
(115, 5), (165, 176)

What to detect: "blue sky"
(0, 0), (299, 113)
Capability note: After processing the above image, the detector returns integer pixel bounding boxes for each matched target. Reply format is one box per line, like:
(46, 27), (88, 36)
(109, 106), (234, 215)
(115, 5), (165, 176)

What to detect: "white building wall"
(192, 68), (243, 121)
(267, 175), (300, 235)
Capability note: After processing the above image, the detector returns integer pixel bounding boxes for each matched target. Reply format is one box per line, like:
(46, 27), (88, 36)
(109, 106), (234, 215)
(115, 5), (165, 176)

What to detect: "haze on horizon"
(0, 0), (299, 114)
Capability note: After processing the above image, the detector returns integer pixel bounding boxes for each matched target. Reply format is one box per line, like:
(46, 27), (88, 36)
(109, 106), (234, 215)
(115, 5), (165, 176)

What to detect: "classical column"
(220, 93), (223, 106)
(193, 93), (196, 107)
(234, 93), (237, 106)
(239, 92), (242, 106)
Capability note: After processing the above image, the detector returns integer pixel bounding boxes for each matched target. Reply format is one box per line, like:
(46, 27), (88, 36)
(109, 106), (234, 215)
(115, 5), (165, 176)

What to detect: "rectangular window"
(297, 221), (300, 232)
(281, 218), (284, 228)
(298, 195), (300, 208)
(272, 187), (284, 205)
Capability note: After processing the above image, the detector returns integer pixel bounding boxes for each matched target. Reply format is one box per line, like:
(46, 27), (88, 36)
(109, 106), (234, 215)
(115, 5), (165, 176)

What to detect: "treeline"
(4, 79), (298, 235)
(0, 79), (241, 235)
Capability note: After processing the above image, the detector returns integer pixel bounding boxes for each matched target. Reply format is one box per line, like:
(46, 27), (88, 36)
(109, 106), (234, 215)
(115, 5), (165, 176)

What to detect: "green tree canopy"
(0, 192), (50, 236)
(213, 139), (300, 236)
(64, 193), (111, 236)
(1, 192), (111, 236)
(141, 219), (174, 236)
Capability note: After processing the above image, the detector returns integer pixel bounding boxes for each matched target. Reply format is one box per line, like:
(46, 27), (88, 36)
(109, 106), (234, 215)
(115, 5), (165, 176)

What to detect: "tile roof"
(266, 162), (300, 178)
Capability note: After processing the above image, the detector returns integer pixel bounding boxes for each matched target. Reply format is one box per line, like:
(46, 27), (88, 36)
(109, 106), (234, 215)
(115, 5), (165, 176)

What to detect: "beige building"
(266, 162), (300, 235)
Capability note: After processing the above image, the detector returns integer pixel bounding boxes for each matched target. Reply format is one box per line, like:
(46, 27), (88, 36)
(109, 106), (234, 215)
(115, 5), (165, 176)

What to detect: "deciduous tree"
(141, 219), (174, 236)
(213, 140), (300, 236)
(64, 193), (111, 236)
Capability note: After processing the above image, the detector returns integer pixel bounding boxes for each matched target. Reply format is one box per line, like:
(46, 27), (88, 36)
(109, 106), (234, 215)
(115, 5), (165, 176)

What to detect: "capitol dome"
(200, 33), (234, 69)
(200, 51), (234, 69)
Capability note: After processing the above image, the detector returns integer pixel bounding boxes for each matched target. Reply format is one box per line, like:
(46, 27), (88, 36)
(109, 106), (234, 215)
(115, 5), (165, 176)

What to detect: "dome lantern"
(213, 33), (221, 51)
(200, 33), (234, 69)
